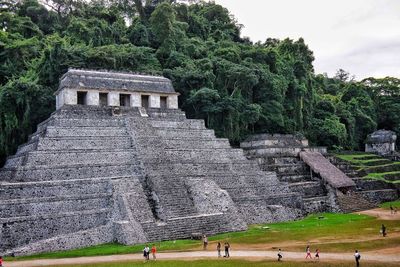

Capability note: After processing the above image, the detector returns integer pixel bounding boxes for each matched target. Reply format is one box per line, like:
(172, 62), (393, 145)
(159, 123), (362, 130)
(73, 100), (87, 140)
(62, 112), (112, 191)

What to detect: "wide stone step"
(148, 162), (264, 175)
(23, 149), (137, 166)
(162, 149), (246, 162)
(303, 196), (329, 213)
(161, 139), (231, 149)
(45, 126), (128, 138)
(0, 178), (114, 199)
(46, 118), (125, 128)
(37, 137), (133, 150)
(0, 194), (111, 217)
(16, 139), (38, 155)
(251, 156), (302, 165)
(0, 208), (110, 250)
(148, 111), (187, 121)
(278, 174), (313, 183)
(154, 128), (215, 139)
(353, 178), (395, 190)
(261, 163), (309, 174)
(288, 181), (326, 197)
(0, 163), (141, 182)
(141, 213), (236, 241)
(150, 119), (205, 129)
(360, 189), (399, 203)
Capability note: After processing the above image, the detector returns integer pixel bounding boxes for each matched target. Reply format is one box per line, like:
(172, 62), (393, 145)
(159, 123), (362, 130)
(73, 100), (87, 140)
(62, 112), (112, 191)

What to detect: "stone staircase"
(330, 156), (399, 205)
(244, 153), (331, 214)
(131, 108), (304, 224)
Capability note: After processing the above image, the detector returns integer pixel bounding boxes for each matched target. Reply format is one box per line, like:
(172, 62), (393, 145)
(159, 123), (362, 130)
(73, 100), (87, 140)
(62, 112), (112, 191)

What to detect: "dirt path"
(5, 250), (400, 267)
(358, 208), (400, 220)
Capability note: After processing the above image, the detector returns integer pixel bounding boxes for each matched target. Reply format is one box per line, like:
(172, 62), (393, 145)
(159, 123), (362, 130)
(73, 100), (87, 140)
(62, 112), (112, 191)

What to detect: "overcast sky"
(213, 0), (400, 80)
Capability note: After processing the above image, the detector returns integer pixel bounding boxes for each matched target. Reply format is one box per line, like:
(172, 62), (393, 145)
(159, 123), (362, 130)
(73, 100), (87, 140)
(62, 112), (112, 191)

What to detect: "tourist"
(390, 204), (394, 214)
(277, 248), (282, 261)
(0, 256), (3, 267)
(217, 242), (221, 257)
(151, 244), (157, 260)
(381, 224), (387, 237)
(354, 250), (361, 267)
(203, 235), (208, 250)
(315, 248), (320, 260)
(224, 242), (230, 258)
(305, 245), (312, 259)
(143, 244), (150, 261)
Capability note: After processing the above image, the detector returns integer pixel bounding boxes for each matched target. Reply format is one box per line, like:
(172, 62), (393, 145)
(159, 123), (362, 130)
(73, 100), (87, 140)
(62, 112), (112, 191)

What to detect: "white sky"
(213, 0), (400, 80)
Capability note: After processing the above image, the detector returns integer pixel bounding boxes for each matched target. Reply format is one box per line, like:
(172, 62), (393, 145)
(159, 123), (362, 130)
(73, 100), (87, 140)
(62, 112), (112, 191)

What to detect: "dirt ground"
(358, 208), (400, 220)
(5, 208), (400, 267)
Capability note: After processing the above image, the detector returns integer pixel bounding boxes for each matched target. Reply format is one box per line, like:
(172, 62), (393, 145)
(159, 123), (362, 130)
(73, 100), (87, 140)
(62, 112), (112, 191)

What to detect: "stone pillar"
(149, 94), (160, 108)
(108, 92), (120, 106)
(167, 95), (178, 109)
(64, 89), (77, 105)
(130, 92), (141, 107)
(86, 91), (99, 106)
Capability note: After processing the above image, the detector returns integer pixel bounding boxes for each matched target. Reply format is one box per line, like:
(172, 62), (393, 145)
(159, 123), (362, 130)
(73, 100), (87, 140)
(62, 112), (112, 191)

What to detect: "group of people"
(277, 245), (320, 261)
(142, 244), (157, 261)
(203, 235), (230, 258)
(277, 246), (361, 266)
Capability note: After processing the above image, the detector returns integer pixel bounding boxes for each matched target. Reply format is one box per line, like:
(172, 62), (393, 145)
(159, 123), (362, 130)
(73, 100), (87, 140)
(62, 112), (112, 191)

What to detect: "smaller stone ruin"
(365, 130), (397, 155)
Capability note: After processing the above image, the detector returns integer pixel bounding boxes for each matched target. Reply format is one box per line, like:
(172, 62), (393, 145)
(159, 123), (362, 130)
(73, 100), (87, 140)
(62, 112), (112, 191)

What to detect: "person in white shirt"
(354, 250), (361, 267)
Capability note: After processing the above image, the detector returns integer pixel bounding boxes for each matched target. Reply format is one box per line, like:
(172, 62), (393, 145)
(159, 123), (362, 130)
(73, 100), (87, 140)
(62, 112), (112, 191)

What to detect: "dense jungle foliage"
(1, 0), (400, 165)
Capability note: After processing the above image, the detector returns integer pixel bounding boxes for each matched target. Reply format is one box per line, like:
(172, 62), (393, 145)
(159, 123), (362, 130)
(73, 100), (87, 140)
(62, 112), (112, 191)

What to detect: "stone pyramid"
(0, 69), (303, 255)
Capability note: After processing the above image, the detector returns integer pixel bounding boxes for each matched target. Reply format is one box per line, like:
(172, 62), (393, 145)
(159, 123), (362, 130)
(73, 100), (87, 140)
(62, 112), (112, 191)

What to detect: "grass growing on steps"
(335, 152), (400, 183)
(9, 213), (400, 261)
(47, 259), (400, 267)
(365, 171), (400, 183)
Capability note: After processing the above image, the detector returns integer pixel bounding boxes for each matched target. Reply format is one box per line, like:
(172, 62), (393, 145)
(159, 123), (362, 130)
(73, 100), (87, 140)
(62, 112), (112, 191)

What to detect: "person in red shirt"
(151, 244), (157, 260)
(0, 255), (3, 267)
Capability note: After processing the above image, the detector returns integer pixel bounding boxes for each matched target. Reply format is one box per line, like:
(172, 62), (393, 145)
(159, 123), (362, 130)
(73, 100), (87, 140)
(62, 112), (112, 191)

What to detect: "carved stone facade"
(55, 69), (179, 110)
(365, 130), (397, 155)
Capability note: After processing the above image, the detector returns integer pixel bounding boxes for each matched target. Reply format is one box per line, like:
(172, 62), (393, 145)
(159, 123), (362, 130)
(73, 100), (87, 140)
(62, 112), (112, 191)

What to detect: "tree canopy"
(1, 0), (399, 165)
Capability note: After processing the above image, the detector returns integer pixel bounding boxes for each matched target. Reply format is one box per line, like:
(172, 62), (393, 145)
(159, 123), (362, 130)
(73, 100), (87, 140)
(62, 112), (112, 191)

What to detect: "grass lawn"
(9, 212), (400, 261)
(46, 259), (400, 267)
(380, 200), (400, 209)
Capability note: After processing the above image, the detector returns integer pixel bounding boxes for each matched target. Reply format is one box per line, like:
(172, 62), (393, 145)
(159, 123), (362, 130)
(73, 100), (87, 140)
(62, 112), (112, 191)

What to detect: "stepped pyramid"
(0, 69), (303, 255)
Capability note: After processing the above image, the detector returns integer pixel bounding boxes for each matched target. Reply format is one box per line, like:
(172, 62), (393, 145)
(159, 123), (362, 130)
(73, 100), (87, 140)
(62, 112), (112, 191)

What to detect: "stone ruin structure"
(241, 134), (399, 213)
(365, 130), (397, 155)
(0, 69), (305, 256)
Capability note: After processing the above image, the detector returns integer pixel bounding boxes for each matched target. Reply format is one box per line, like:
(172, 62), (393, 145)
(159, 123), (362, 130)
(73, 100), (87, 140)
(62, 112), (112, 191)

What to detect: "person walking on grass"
(217, 242), (221, 257)
(305, 245), (312, 259)
(151, 244), (157, 260)
(354, 250), (361, 267)
(224, 242), (230, 258)
(277, 248), (282, 261)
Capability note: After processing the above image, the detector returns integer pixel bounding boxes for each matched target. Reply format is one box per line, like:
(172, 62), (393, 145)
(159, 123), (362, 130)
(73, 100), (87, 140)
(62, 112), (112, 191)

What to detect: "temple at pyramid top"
(55, 69), (179, 110)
